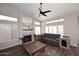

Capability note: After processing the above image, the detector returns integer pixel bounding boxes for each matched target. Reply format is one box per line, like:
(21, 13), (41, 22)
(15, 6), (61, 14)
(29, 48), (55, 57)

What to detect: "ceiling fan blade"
(42, 13), (47, 17)
(43, 10), (51, 13)
(38, 3), (51, 17)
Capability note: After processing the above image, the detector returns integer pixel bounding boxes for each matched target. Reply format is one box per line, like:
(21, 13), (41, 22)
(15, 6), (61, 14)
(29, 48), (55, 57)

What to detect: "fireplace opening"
(61, 40), (67, 47)
(21, 35), (32, 43)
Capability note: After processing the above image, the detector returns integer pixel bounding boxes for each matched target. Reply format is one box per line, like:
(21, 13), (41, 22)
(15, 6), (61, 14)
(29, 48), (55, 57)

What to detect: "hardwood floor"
(35, 44), (79, 56)
(0, 45), (29, 56)
(0, 42), (79, 56)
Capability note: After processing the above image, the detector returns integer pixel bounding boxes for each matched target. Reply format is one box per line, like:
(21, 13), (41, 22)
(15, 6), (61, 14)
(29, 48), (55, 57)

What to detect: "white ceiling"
(11, 3), (79, 21)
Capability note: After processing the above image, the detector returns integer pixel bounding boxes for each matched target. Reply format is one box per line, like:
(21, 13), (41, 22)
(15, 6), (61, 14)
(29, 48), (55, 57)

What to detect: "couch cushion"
(42, 34), (61, 39)
(50, 34), (60, 38)
(41, 34), (60, 46)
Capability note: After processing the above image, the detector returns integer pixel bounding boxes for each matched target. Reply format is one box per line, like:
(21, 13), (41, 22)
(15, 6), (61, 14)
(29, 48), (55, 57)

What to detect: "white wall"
(77, 16), (79, 43)
(64, 13), (79, 47)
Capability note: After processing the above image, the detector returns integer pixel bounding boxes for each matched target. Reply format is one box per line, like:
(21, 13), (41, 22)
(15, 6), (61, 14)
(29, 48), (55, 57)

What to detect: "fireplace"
(61, 40), (67, 47)
(59, 36), (70, 49)
(21, 35), (32, 43)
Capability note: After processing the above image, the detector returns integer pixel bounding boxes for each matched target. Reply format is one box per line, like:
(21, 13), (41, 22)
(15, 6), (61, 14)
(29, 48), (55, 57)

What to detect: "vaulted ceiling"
(11, 3), (79, 21)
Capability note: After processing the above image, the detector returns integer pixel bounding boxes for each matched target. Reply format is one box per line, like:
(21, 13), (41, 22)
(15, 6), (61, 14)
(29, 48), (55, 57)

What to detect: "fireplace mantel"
(20, 31), (35, 43)
(22, 31), (34, 36)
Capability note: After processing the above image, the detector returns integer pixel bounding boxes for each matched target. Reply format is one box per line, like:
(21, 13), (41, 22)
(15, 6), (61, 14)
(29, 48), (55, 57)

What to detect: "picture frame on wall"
(21, 15), (33, 31)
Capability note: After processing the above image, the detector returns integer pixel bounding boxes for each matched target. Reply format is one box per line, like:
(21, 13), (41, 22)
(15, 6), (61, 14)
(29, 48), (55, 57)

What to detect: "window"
(35, 26), (40, 35)
(45, 19), (64, 36)
(52, 26), (57, 34)
(45, 25), (63, 36)
(0, 24), (18, 43)
(45, 26), (49, 33)
(49, 26), (53, 33)
(0, 15), (17, 21)
(34, 21), (41, 35)
(58, 25), (63, 36)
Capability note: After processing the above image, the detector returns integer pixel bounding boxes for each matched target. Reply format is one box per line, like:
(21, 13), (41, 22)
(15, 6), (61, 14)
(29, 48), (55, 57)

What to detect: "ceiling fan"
(32, 3), (51, 17)
(38, 3), (51, 17)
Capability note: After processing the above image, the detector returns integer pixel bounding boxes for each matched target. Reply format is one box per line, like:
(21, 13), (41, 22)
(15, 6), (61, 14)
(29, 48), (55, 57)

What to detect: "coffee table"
(23, 41), (46, 55)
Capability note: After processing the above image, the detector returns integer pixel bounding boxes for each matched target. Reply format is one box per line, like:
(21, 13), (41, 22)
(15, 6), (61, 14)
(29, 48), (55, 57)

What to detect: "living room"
(0, 3), (79, 56)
